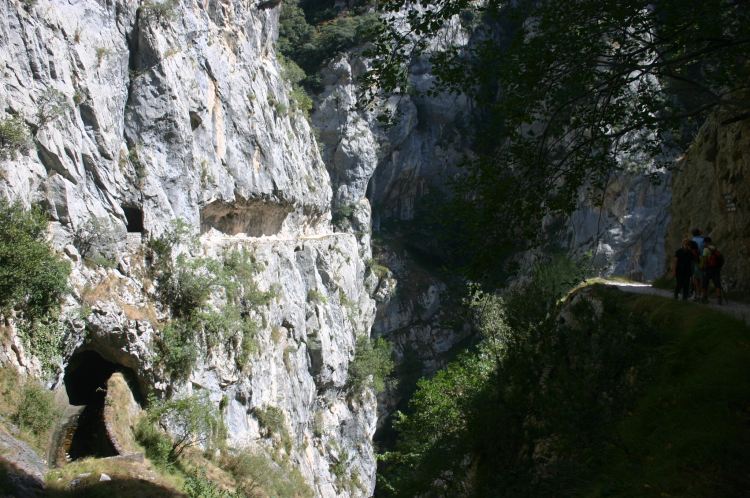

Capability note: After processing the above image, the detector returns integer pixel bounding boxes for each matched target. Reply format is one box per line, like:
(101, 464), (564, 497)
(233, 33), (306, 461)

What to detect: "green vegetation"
(0, 116), (30, 158)
(378, 269), (750, 497)
(148, 223), (273, 378)
(0, 367), (59, 453)
(141, 0), (178, 22)
(254, 405), (293, 456)
(0, 201), (70, 373)
(364, 0), (750, 278)
(36, 88), (68, 128)
(277, 0), (381, 99)
(307, 288), (328, 304)
(72, 215), (121, 262)
(278, 1), (380, 81)
(348, 336), (394, 394)
(222, 449), (313, 498)
(184, 470), (236, 498)
(0, 200), (69, 319)
(136, 393), (224, 465)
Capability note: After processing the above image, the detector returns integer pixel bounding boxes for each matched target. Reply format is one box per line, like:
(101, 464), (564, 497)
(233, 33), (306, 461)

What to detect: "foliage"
(0, 200), (70, 320)
(16, 315), (67, 375)
(155, 318), (199, 381)
(379, 271), (750, 497)
(0, 201), (69, 373)
(278, 0), (382, 91)
(365, 258), (390, 279)
(135, 415), (174, 467)
(149, 225), (270, 378)
(0, 116), (30, 158)
(254, 405), (292, 455)
(12, 381), (58, 439)
(307, 288), (328, 304)
(141, 0), (178, 22)
(140, 393), (225, 464)
(0, 368), (59, 453)
(72, 215), (121, 260)
(331, 202), (356, 229)
(279, 55), (314, 115)
(348, 336), (394, 394)
(363, 0), (750, 277)
(184, 470), (237, 498)
(222, 449), (314, 498)
(36, 88), (68, 128)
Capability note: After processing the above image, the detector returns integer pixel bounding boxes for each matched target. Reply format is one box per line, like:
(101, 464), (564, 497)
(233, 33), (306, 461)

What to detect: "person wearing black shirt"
(674, 238), (695, 300)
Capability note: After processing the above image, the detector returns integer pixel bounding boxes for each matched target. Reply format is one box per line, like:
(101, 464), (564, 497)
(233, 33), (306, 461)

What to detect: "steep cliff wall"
(667, 110), (750, 292)
(0, 0), (379, 495)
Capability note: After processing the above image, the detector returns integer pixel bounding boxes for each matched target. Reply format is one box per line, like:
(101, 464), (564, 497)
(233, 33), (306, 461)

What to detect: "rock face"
(567, 172), (671, 281)
(0, 0), (377, 496)
(313, 46), (475, 425)
(666, 110), (750, 292)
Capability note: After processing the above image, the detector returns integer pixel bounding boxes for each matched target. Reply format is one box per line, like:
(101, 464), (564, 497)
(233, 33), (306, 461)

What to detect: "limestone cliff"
(0, 0), (379, 495)
(667, 109), (750, 291)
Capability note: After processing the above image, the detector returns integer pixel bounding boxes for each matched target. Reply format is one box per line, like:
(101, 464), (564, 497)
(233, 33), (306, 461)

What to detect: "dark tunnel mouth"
(123, 205), (144, 233)
(62, 350), (143, 461)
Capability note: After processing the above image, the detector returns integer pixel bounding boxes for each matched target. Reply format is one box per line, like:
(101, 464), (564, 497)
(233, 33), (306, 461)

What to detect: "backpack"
(707, 247), (725, 269)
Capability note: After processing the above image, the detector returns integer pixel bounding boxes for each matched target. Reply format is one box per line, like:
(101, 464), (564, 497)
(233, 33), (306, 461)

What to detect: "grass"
(0, 367), (59, 454)
(577, 286), (750, 498)
(45, 457), (185, 497)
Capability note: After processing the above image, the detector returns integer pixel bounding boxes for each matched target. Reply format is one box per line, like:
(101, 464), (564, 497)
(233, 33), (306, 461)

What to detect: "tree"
(145, 393), (224, 462)
(362, 0), (750, 278)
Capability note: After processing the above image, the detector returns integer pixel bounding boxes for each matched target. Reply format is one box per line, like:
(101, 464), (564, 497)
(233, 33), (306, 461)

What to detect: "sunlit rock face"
(0, 1), (378, 495)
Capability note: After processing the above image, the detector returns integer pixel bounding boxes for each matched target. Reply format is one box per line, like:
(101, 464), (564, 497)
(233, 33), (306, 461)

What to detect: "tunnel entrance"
(61, 351), (140, 462)
(123, 206), (144, 233)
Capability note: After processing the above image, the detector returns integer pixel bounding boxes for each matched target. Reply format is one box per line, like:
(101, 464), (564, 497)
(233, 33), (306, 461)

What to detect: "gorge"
(0, 0), (748, 497)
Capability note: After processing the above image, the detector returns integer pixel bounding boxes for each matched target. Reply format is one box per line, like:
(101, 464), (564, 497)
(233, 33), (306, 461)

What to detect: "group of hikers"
(673, 228), (725, 304)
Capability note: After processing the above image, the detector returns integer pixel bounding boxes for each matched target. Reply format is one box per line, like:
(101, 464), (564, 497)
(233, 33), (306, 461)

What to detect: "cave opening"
(62, 350), (141, 461)
(123, 206), (144, 233)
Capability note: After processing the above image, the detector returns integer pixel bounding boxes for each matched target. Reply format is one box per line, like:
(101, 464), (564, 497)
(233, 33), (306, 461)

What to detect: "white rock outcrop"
(0, 0), (377, 495)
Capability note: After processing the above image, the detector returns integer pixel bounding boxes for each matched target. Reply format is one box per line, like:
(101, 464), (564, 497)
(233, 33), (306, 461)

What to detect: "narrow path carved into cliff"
(601, 280), (750, 325)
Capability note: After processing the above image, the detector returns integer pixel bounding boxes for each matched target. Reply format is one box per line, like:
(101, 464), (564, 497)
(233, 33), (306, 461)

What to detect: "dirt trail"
(603, 281), (750, 325)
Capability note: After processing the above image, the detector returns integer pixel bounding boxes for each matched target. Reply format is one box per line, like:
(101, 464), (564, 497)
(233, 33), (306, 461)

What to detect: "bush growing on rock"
(0, 200), (70, 320)
(348, 336), (394, 394)
(0, 116), (30, 158)
(137, 393), (224, 465)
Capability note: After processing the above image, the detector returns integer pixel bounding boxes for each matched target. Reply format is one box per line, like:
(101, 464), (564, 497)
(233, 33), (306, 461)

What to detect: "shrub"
(0, 200), (70, 321)
(160, 256), (216, 318)
(184, 470), (235, 498)
(255, 405), (292, 454)
(36, 88), (68, 128)
(348, 336), (394, 394)
(155, 319), (198, 380)
(13, 382), (57, 436)
(277, 1), (382, 91)
(72, 215), (121, 260)
(141, 0), (178, 22)
(223, 449), (313, 498)
(0, 117), (30, 158)
(16, 315), (66, 375)
(142, 393), (224, 463)
(307, 289), (328, 304)
(135, 415), (173, 467)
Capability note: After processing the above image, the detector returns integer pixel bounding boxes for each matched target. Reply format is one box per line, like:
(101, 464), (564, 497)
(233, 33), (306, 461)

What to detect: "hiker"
(690, 231), (705, 301)
(701, 236), (725, 304)
(673, 238), (694, 300)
